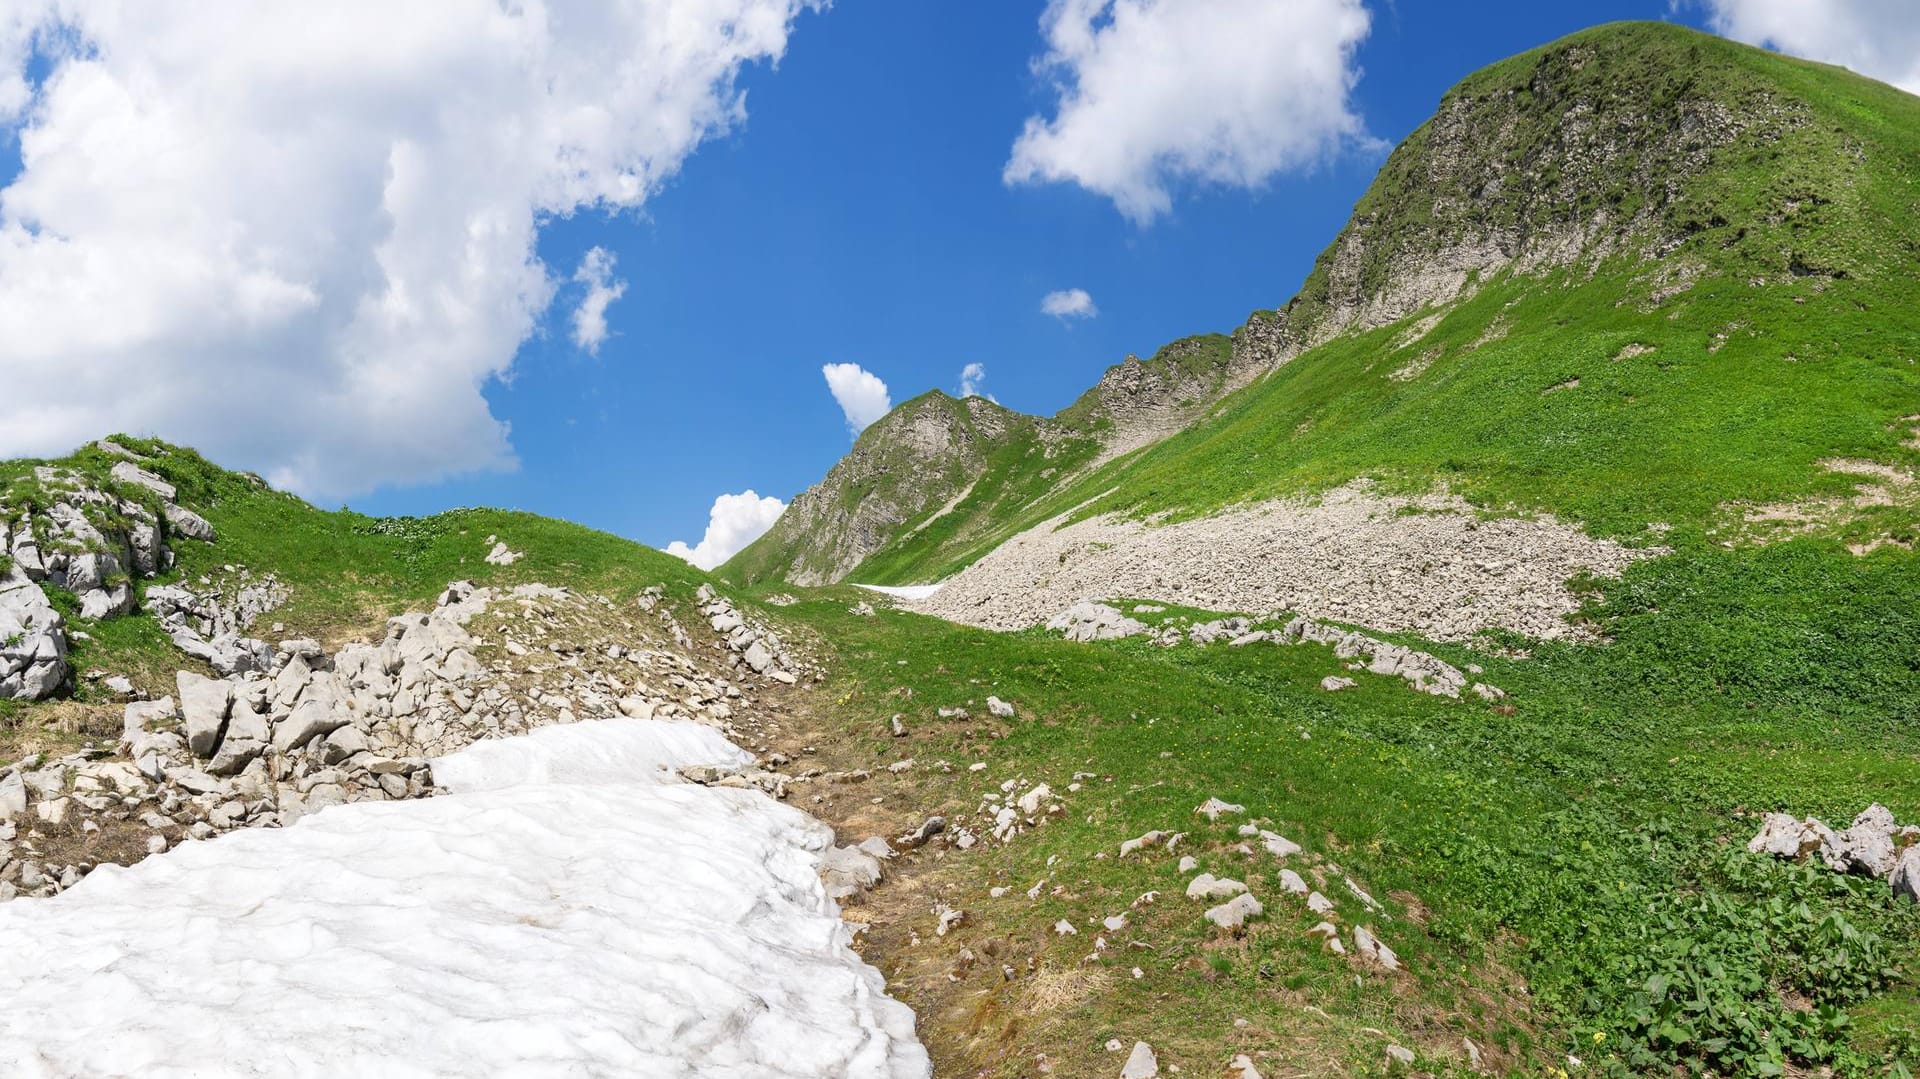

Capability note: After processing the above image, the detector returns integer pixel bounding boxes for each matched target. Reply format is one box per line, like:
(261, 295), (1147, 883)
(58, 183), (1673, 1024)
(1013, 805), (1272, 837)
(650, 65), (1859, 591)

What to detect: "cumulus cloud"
(1696, 0), (1920, 94)
(822, 362), (891, 435)
(1005, 0), (1374, 224)
(958, 362), (988, 398)
(1040, 287), (1097, 320)
(665, 488), (786, 570)
(570, 247), (627, 354)
(0, 0), (818, 499)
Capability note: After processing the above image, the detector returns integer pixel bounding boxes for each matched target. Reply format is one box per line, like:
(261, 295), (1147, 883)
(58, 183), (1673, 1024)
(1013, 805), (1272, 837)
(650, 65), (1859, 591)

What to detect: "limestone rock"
(1892, 846), (1920, 903)
(1747, 812), (1834, 860)
(986, 695), (1015, 718)
(1194, 796), (1245, 820)
(176, 671), (233, 758)
(1119, 1041), (1158, 1079)
(206, 702), (268, 777)
(1354, 925), (1402, 972)
(0, 569), (67, 701)
(1044, 601), (1148, 642)
(0, 770), (25, 818)
(1205, 892), (1264, 930)
(1186, 873), (1248, 901)
(274, 697), (349, 753)
(110, 461), (176, 499)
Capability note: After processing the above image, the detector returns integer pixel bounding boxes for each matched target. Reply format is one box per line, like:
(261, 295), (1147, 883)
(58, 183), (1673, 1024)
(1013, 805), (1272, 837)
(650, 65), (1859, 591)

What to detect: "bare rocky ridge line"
(909, 481), (1655, 643)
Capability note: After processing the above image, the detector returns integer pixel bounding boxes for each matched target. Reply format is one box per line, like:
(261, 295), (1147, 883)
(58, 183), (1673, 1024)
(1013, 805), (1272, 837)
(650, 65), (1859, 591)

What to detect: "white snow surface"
(851, 583), (945, 601)
(0, 718), (931, 1079)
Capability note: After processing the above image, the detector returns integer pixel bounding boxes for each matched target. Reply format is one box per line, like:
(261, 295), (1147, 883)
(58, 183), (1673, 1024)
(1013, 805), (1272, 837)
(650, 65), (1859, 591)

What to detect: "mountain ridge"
(726, 20), (1920, 590)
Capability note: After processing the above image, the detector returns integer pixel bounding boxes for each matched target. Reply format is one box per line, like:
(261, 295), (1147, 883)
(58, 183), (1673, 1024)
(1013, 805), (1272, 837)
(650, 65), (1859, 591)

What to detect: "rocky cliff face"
(737, 394), (1026, 586)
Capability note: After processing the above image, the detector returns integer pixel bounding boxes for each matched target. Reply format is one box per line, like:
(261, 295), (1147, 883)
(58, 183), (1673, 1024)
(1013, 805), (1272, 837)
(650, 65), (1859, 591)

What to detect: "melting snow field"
(0, 719), (930, 1078)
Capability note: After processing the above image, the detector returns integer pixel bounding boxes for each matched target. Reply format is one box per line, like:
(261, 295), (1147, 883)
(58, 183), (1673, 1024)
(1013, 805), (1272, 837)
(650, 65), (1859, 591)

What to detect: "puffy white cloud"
(1040, 287), (1097, 320)
(0, 0), (818, 500)
(570, 247), (627, 355)
(1697, 0), (1920, 94)
(1005, 0), (1374, 224)
(958, 362), (987, 397)
(665, 488), (786, 570)
(822, 361), (891, 434)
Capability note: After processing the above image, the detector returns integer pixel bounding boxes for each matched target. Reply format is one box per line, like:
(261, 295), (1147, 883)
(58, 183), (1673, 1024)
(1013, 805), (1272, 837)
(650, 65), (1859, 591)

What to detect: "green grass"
(779, 531), (1920, 1075)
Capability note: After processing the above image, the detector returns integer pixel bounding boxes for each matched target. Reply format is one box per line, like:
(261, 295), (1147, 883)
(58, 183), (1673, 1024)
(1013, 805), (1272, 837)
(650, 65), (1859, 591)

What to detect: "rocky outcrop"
(731, 394), (1026, 586)
(695, 583), (799, 684)
(0, 569), (66, 700)
(1748, 805), (1920, 900)
(0, 443), (221, 699)
(146, 568), (288, 676)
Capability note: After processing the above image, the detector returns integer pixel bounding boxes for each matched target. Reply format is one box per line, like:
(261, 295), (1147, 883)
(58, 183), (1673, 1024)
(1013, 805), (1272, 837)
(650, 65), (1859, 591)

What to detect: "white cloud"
(822, 361), (891, 434)
(665, 488), (786, 570)
(1005, 0), (1374, 224)
(570, 247), (627, 354)
(0, 0), (818, 500)
(1697, 0), (1920, 94)
(958, 362), (987, 397)
(1040, 287), (1097, 320)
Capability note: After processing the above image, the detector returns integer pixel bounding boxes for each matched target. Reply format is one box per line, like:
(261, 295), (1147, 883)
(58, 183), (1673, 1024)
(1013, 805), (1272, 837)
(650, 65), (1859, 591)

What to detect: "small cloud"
(1041, 287), (1097, 321)
(665, 489), (787, 570)
(822, 361), (892, 435)
(958, 362), (988, 398)
(571, 246), (627, 354)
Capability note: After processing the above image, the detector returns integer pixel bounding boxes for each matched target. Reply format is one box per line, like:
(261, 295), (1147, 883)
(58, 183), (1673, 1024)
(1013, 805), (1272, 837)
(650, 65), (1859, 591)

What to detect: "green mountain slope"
(728, 21), (1920, 587)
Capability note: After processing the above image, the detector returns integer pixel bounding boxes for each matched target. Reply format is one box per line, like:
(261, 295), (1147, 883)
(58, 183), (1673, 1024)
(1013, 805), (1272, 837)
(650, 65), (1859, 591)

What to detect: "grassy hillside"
(0, 437), (711, 756)
(766, 21), (1920, 586)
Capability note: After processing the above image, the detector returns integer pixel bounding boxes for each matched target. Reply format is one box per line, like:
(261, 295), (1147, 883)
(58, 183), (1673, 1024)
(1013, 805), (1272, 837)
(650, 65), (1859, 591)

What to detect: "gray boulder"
(273, 697), (349, 753)
(1893, 846), (1920, 903)
(0, 569), (67, 700)
(176, 671), (234, 758)
(207, 701), (269, 777)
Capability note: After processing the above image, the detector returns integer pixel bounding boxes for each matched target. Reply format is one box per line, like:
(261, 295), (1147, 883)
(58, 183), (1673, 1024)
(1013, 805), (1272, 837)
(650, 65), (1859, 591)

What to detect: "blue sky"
(2, 1), (1913, 565)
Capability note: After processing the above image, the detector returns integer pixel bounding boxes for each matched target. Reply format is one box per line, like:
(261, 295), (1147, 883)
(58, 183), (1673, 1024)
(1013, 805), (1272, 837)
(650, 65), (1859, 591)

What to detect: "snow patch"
(0, 718), (930, 1077)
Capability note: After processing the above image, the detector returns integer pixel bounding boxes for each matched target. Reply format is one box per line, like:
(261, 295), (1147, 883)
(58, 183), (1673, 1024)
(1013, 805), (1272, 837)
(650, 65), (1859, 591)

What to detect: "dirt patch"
(1725, 457), (1920, 555)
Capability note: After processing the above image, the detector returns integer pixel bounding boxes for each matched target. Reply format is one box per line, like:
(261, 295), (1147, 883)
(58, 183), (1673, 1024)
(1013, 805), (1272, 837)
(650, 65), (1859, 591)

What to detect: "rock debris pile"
(913, 480), (1652, 643)
(1039, 601), (1504, 700)
(0, 579), (805, 901)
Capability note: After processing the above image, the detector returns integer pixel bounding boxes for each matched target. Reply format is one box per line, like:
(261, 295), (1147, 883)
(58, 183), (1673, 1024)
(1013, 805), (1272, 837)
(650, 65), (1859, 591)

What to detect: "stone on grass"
(1186, 873), (1247, 901)
(1205, 892), (1264, 930)
(1119, 1040), (1158, 1079)
(1354, 925), (1402, 972)
(1194, 796), (1245, 820)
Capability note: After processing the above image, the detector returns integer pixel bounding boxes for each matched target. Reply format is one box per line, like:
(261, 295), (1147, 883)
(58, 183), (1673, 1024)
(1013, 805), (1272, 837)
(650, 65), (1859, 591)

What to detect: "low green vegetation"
(774, 530), (1920, 1074)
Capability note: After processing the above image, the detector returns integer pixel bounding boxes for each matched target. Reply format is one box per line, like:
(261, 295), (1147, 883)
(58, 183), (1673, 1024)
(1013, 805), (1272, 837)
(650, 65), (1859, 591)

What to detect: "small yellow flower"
(1592, 1032), (1607, 1044)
